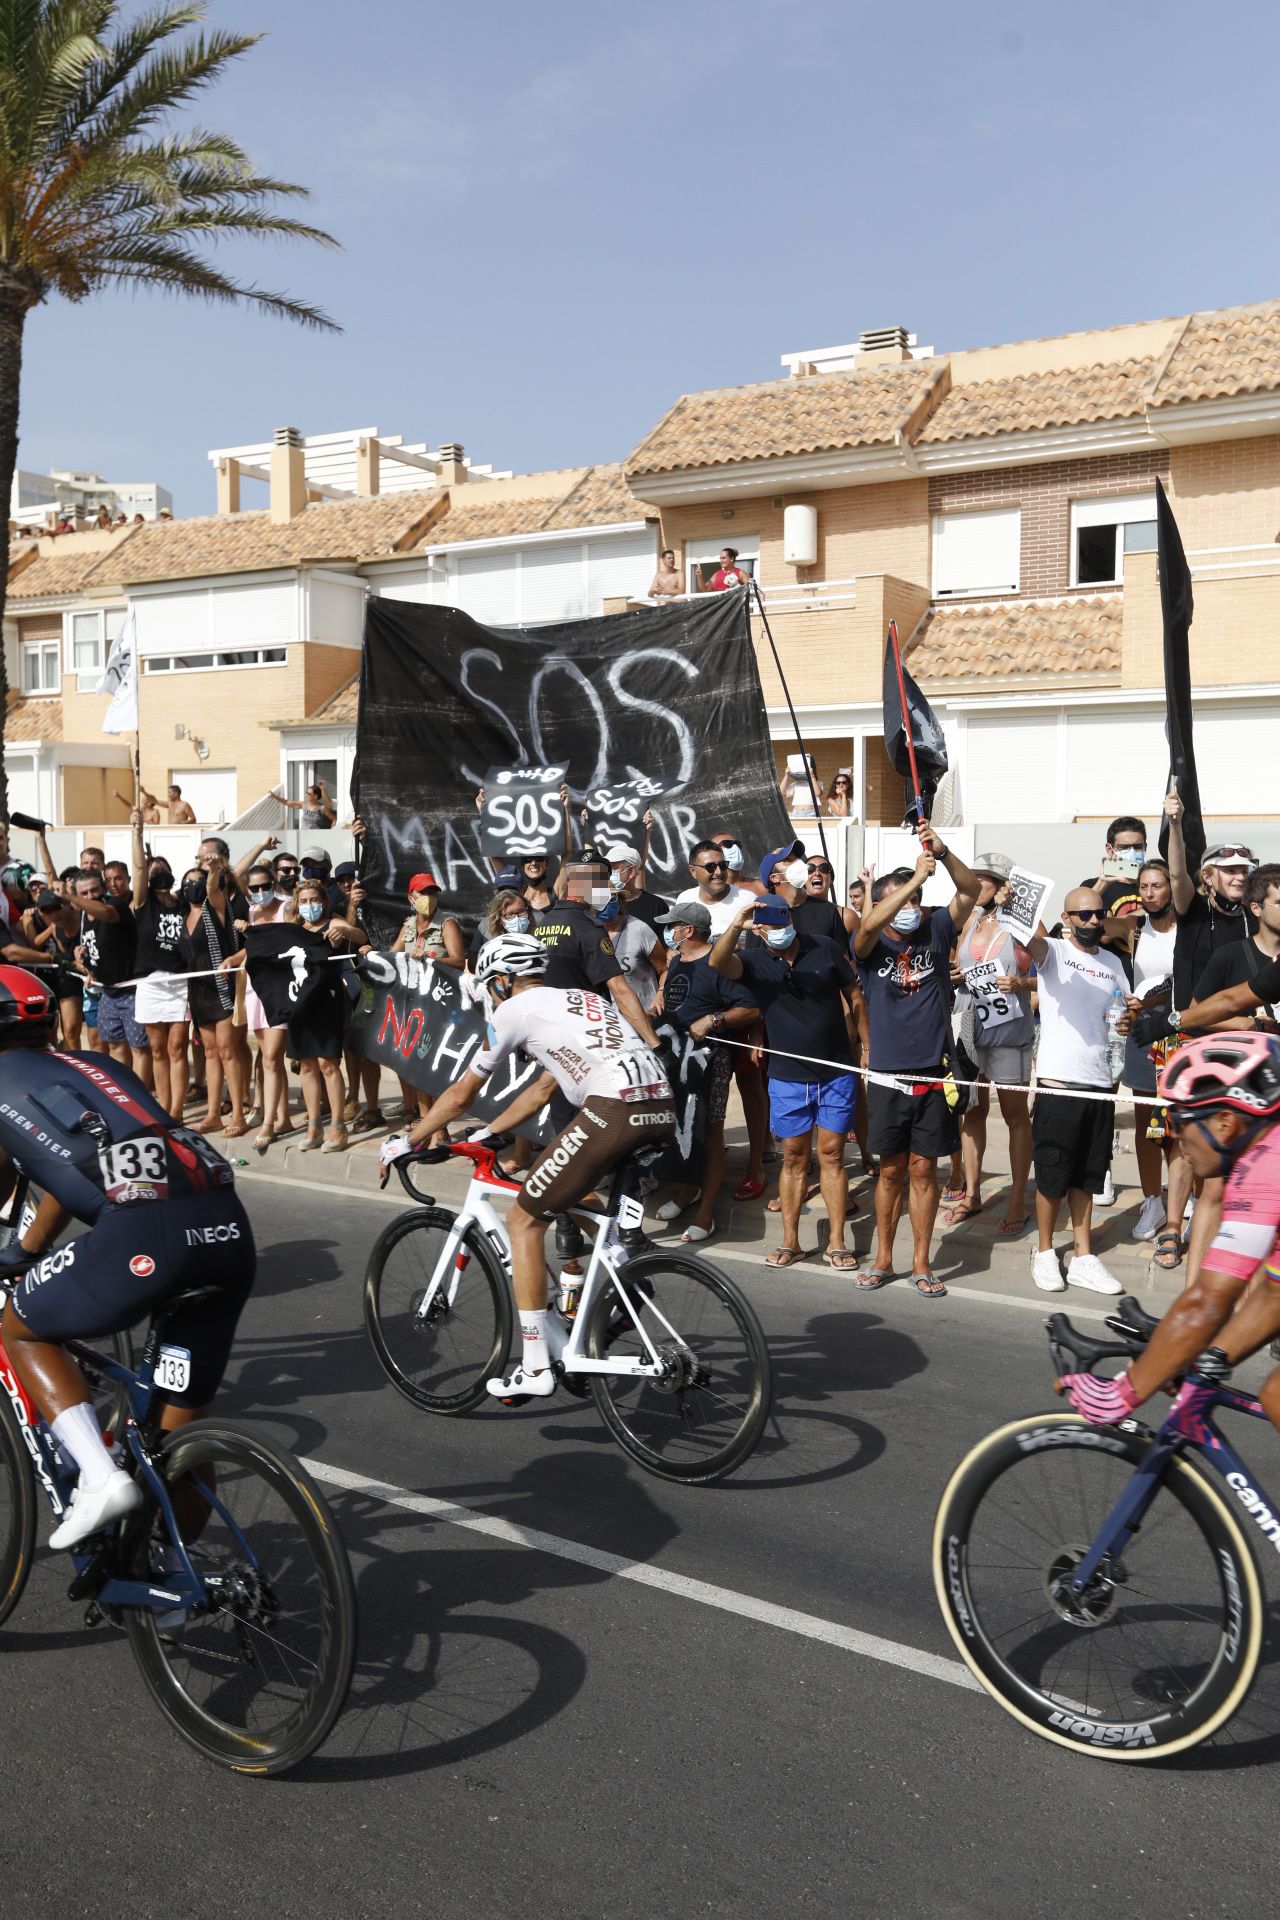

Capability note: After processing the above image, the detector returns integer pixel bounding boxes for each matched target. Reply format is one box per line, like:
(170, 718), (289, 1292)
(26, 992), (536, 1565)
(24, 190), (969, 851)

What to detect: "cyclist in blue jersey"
(0, 966), (255, 1548)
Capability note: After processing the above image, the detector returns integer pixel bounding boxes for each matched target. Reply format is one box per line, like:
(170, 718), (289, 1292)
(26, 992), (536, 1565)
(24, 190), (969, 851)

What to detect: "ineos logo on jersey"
(129, 1254), (155, 1278)
(22, 1244), (77, 1288)
(184, 1223), (241, 1246)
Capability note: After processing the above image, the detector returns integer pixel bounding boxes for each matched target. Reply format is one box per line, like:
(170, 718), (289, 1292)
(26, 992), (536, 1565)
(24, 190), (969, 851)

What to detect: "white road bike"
(364, 1138), (771, 1484)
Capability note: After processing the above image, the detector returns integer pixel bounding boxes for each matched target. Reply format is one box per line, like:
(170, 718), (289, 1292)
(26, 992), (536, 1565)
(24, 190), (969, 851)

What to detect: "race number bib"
(155, 1346), (191, 1394)
(98, 1136), (169, 1204)
(964, 959), (1019, 1036)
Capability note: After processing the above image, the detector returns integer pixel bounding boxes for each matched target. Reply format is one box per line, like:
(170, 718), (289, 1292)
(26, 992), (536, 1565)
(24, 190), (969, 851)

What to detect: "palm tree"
(0, 0), (339, 809)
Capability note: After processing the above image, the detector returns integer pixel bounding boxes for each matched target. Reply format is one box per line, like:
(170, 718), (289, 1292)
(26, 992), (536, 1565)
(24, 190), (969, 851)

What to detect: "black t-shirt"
(1193, 939), (1280, 1014)
(1174, 893), (1246, 1010)
(1094, 876), (1144, 984)
(737, 933), (854, 1084)
(662, 954), (755, 1032)
(532, 902), (623, 993)
(792, 896), (847, 945)
(134, 896), (192, 976)
(625, 888), (669, 935)
(79, 902), (136, 991)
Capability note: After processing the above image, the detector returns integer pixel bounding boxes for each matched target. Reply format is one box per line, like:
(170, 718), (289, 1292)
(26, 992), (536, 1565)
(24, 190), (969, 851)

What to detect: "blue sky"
(17, 0), (1280, 512)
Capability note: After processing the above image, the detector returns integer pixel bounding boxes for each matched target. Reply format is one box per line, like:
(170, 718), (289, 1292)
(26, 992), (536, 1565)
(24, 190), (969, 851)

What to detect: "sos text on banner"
(351, 591), (792, 935)
(478, 764), (568, 859)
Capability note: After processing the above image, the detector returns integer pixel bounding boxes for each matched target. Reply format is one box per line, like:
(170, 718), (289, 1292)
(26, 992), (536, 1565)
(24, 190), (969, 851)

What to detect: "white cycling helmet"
(474, 932), (549, 984)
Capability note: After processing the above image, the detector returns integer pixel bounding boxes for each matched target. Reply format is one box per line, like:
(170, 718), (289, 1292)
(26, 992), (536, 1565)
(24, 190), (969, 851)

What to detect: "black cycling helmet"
(0, 964), (55, 1048)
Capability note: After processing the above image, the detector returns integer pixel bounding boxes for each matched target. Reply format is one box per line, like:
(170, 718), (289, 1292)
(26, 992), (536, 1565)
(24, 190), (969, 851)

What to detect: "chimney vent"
(269, 425), (307, 522)
(274, 425), (302, 450)
(859, 326), (911, 354)
(437, 442), (466, 486)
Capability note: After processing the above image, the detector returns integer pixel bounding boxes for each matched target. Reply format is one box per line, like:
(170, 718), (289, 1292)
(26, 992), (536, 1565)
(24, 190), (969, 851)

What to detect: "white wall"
(305, 574), (365, 648)
(374, 530), (656, 627)
(132, 577), (298, 655)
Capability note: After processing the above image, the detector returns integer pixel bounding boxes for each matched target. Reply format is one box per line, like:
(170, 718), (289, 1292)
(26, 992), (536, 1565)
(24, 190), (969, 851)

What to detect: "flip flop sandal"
(940, 1186), (966, 1208)
(856, 1268), (893, 1290)
(823, 1248), (860, 1271)
(351, 1109), (385, 1134)
(765, 1246), (805, 1268)
(1152, 1231), (1183, 1270)
(998, 1215), (1030, 1237)
(732, 1177), (765, 1201)
(913, 1273), (948, 1297)
(681, 1224), (713, 1244)
(942, 1199), (983, 1226)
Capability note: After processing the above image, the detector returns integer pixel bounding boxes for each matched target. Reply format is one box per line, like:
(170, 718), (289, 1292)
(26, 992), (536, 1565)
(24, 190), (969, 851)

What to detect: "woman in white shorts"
(947, 854), (1036, 1236)
(129, 810), (191, 1118)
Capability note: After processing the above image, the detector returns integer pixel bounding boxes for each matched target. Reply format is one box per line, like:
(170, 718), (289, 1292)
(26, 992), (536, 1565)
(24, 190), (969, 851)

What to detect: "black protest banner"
(1155, 478), (1206, 875)
(652, 1019), (712, 1185)
(479, 764), (568, 858)
(882, 627), (949, 824)
(579, 775), (673, 854)
(244, 922), (334, 1029)
(351, 593), (792, 936)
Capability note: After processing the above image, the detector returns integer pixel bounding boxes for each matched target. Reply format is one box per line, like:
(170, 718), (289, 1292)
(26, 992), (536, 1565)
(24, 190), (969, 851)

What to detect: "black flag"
(1155, 478), (1205, 874)
(882, 628), (949, 821)
(244, 923), (333, 1030)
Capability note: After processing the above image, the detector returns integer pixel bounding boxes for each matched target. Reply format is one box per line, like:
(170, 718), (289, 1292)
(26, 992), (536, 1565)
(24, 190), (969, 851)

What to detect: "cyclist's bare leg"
(2, 1298), (91, 1421)
(507, 1204), (552, 1312)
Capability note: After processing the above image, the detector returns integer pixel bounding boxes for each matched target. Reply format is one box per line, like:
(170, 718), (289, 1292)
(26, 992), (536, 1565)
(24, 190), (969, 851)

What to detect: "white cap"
(603, 842), (641, 866)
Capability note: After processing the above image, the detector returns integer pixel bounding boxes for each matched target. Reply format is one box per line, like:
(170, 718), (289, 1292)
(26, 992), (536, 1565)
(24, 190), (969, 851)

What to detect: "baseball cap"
(972, 851), (1013, 882)
(753, 896), (791, 927)
(1201, 844), (1258, 872)
(407, 871), (440, 894)
(603, 842), (641, 867)
(300, 845), (329, 865)
(333, 861), (358, 881)
(494, 865), (525, 890)
(759, 840), (805, 886)
(655, 901), (711, 937)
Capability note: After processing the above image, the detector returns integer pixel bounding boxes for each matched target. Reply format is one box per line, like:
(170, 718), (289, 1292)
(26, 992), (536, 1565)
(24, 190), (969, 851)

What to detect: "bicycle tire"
(584, 1250), (771, 1484)
(0, 1387), (36, 1630)
(933, 1411), (1264, 1760)
(364, 1208), (513, 1414)
(124, 1419), (357, 1776)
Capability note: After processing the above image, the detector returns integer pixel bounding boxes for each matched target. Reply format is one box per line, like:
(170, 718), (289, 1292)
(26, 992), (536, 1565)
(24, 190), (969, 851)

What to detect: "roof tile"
(6, 539), (134, 601)
(4, 692), (63, 741)
(1150, 300), (1280, 406)
(907, 596), (1121, 683)
(916, 358), (1157, 444)
(110, 490), (445, 585)
(421, 464), (652, 547)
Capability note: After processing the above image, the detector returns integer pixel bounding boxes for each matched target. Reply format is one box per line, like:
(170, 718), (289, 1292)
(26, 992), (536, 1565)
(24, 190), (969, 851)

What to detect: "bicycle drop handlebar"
(1045, 1298), (1154, 1380)
(391, 1132), (516, 1202)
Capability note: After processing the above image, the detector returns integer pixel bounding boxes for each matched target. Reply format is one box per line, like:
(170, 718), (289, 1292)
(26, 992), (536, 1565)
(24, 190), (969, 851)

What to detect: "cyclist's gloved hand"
(1130, 1006), (1174, 1047)
(1056, 1368), (1140, 1424)
(466, 1129), (492, 1146)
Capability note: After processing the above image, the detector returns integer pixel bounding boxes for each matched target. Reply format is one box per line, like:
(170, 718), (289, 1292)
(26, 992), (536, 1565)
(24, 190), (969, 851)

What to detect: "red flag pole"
(887, 620), (925, 824)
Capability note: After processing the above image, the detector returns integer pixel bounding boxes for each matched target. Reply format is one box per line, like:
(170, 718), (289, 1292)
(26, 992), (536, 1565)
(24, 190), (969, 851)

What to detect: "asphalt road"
(7, 1171), (1279, 1920)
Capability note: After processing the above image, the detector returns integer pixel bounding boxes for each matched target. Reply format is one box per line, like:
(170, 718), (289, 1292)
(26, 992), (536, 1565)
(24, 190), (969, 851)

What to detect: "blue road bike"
(934, 1296), (1276, 1760)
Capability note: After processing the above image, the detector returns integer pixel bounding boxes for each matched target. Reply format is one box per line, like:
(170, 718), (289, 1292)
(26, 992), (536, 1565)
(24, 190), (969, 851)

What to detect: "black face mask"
(151, 870), (174, 893)
(1072, 923), (1103, 947)
(183, 876), (207, 907)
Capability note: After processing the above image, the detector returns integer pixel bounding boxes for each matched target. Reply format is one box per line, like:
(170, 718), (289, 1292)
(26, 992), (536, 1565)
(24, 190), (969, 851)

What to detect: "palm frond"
(50, 3), (205, 149)
(95, 230), (338, 329)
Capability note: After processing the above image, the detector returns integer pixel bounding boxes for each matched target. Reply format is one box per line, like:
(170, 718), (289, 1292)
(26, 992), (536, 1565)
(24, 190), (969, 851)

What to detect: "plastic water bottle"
(1105, 988), (1128, 1084)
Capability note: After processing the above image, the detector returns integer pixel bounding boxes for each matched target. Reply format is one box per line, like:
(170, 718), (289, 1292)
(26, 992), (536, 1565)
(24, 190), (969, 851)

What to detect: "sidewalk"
(237, 1071), (1187, 1312)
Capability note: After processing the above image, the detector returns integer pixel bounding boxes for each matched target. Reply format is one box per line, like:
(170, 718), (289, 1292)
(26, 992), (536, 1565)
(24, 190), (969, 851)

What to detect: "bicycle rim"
(933, 1413), (1264, 1759)
(585, 1251), (771, 1484)
(0, 1389), (36, 1630)
(125, 1421), (357, 1775)
(365, 1209), (512, 1414)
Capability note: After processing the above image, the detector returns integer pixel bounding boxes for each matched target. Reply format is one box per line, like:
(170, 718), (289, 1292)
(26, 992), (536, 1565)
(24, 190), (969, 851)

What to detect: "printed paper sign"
(479, 764), (568, 858)
(997, 866), (1054, 943)
(964, 958), (1020, 1035)
(579, 775), (672, 852)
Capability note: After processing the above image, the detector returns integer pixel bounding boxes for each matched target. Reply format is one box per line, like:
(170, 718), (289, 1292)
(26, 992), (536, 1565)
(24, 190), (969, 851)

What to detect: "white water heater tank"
(783, 503), (817, 567)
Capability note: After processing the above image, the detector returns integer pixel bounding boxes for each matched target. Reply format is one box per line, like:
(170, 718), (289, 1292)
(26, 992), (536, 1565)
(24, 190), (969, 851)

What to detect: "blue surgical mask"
(765, 924), (797, 950)
(1114, 847), (1144, 875)
(507, 914), (530, 934)
(892, 905), (922, 934)
(299, 901), (324, 924)
(596, 895), (620, 926)
(248, 887), (274, 907)
(663, 927), (680, 949)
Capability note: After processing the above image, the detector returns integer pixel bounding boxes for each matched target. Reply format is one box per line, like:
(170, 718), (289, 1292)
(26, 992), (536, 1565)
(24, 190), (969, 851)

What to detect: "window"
(20, 639), (60, 694)
(932, 508), (1021, 596)
(69, 609), (104, 672)
(684, 534), (760, 594)
(1070, 495), (1157, 587)
(287, 758), (338, 802)
(144, 647), (287, 674)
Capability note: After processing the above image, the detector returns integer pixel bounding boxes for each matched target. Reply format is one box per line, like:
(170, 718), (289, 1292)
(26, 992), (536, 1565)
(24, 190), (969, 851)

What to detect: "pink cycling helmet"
(1158, 1032), (1280, 1120)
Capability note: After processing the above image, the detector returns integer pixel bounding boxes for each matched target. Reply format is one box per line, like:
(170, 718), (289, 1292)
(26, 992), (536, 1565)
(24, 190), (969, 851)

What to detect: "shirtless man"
(648, 547), (683, 599)
(166, 784), (196, 825)
(113, 784), (162, 825)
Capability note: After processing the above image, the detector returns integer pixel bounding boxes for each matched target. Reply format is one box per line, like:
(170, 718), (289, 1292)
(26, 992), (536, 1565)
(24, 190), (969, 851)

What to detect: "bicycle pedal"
(83, 1600), (104, 1629)
(67, 1543), (112, 1602)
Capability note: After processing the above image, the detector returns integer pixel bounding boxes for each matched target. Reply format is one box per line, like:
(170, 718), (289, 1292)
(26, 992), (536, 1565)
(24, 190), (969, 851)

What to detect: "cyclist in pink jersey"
(1058, 1032), (1280, 1430)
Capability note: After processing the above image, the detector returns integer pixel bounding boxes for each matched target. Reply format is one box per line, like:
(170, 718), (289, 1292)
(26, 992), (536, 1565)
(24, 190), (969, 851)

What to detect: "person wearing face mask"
(280, 880), (361, 1151)
(853, 824), (980, 1296)
(947, 852), (1034, 1237)
(1120, 858), (1180, 1259)
(218, 863), (297, 1149)
(710, 832), (766, 900)
(74, 861), (146, 1082)
(711, 895), (865, 1271)
(391, 871), (465, 969)
(531, 861), (661, 1049)
(601, 840), (668, 933)
(653, 904), (763, 1240)
(604, 878), (665, 1015)
(128, 809), (191, 1119)
(184, 857), (247, 1138)
(1022, 887), (1132, 1295)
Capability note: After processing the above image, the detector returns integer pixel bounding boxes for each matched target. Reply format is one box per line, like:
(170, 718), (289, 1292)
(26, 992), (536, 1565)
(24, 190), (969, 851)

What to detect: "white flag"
(99, 606), (138, 734)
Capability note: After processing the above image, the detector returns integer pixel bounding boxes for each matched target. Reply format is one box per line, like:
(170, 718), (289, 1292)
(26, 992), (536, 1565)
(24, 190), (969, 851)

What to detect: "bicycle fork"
(1068, 1433), (1182, 1597)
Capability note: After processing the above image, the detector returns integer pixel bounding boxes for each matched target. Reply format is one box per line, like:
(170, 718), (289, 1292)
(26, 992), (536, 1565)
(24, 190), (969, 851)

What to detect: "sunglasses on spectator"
(698, 860), (728, 873)
(1069, 908), (1103, 922)
(807, 863), (833, 877)
(1212, 847), (1254, 860)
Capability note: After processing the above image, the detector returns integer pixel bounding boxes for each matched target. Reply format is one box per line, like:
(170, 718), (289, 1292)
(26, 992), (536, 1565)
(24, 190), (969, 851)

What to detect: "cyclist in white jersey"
(381, 934), (675, 1398)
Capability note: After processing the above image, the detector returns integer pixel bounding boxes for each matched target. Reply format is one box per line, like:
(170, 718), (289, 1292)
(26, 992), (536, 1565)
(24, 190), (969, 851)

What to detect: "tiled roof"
(1150, 300), (1280, 406)
(626, 363), (940, 475)
(907, 596), (1121, 683)
(916, 357), (1158, 443)
(283, 673), (359, 729)
(420, 464), (653, 548)
(6, 540), (134, 601)
(111, 491), (446, 584)
(4, 692), (63, 740)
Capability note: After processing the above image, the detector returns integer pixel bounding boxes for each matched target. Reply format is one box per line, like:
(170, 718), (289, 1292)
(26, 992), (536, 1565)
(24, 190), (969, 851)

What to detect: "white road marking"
(303, 1456), (980, 1694)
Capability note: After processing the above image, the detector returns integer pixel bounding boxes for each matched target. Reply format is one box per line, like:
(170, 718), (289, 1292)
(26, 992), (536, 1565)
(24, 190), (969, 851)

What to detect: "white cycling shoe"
(48, 1467), (143, 1550)
(486, 1364), (558, 1401)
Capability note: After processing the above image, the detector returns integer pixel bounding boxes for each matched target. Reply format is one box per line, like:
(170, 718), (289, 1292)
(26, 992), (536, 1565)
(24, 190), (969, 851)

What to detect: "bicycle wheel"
(584, 1250), (771, 1484)
(933, 1411), (1264, 1759)
(364, 1208), (512, 1414)
(0, 1389), (36, 1630)
(124, 1420), (357, 1775)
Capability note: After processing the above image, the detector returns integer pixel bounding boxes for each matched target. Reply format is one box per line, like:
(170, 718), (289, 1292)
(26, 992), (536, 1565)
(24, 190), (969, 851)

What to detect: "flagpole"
(887, 620), (925, 826)
(749, 579), (829, 859)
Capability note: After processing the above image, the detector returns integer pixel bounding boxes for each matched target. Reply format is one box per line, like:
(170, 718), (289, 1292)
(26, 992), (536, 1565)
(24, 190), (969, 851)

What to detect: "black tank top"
(79, 903), (136, 990)
(134, 896), (191, 976)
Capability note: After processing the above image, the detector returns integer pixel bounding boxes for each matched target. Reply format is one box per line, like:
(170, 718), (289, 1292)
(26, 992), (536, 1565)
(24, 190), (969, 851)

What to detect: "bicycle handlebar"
(1046, 1310), (1146, 1379)
(390, 1131), (517, 1202)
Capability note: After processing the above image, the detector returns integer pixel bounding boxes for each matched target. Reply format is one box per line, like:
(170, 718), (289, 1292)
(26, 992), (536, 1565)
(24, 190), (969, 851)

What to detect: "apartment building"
(623, 299), (1280, 832)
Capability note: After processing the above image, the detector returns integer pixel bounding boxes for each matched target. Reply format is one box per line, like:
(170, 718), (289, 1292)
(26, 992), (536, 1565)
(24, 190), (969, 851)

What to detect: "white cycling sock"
(518, 1309), (551, 1373)
(52, 1402), (117, 1491)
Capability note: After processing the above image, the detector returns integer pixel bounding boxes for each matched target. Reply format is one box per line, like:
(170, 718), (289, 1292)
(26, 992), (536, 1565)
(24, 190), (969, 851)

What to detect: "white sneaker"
(1032, 1249), (1065, 1291)
(1132, 1195), (1166, 1242)
(1065, 1253), (1123, 1295)
(1093, 1171), (1115, 1208)
(486, 1364), (557, 1400)
(48, 1467), (142, 1550)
